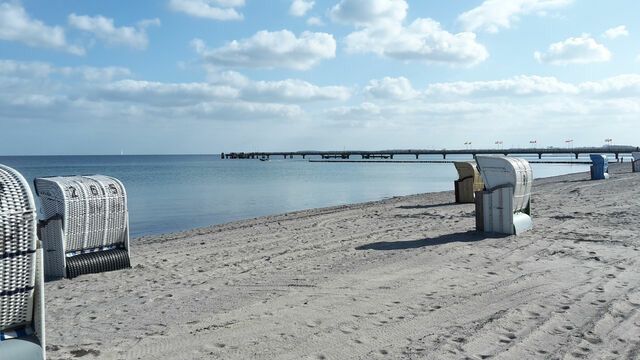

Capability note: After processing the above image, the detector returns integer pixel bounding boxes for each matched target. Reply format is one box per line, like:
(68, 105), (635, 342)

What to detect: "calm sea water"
(0, 154), (593, 238)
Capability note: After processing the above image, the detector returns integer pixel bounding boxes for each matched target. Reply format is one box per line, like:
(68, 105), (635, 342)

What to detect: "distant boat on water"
(259, 157), (269, 162)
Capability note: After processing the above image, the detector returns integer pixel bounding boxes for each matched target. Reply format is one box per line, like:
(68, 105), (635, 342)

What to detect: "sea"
(0, 154), (597, 238)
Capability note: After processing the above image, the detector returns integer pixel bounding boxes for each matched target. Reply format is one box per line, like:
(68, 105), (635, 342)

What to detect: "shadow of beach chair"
(34, 175), (131, 280)
(453, 161), (484, 203)
(474, 156), (533, 235)
(632, 152), (640, 173)
(0, 164), (46, 360)
(589, 154), (610, 180)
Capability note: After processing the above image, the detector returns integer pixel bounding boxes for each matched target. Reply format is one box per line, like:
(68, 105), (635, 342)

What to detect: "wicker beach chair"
(474, 156), (533, 235)
(632, 152), (640, 173)
(35, 175), (131, 280)
(0, 164), (46, 360)
(589, 154), (610, 180)
(453, 161), (484, 203)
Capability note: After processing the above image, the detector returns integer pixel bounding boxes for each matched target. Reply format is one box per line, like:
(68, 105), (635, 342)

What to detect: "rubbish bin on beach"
(453, 161), (484, 203)
(633, 152), (640, 173)
(474, 156), (533, 235)
(589, 154), (609, 180)
(34, 175), (131, 279)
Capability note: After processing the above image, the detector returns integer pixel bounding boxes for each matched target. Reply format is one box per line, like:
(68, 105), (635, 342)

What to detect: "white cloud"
(96, 80), (239, 106)
(364, 76), (418, 100)
(306, 17), (325, 26)
(458, 0), (573, 33)
(363, 74), (640, 102)
(344, 18), (488, 67)
(0, 59), (55, 77)
(0, 59), (130, 82)
(68, 14), (159, 50)
(289, 0), (314, 17)
(579, 74), (640, 97)
(94, 72), (350, 105)
(602, 25), (628, 39)
(325, 102), (382, 121)
(168, 0), (244, 21)
(535, 35), (611, 65)
(329, 0), (487, 67)
(0, 2), (84, 55)
(207, 71), (351, 102)
(77, 66), (132, 82)
(330, 0), (407, 25)
(192, 30), (336, 70)
(425, 75), (579, 97)
(242, 79), (350, 102)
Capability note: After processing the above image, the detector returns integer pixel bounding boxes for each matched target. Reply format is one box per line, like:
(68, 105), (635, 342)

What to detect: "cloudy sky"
(1, 0), (639, 155)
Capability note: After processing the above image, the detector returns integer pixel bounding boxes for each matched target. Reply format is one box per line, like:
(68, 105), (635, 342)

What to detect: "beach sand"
(44, 163), (640, 359)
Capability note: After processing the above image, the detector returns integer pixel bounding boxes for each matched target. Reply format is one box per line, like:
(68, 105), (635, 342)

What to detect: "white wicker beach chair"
(453, 162), (484, 203)
(632, 152), (640, 173)
(474, 156), (533, 235)
(35, 175), (131, 280)
(0, 164), (45, 360)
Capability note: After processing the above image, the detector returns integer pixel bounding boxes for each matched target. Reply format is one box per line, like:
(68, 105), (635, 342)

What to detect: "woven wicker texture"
(35, 175), (127, 252)
(0, 164), (37, 332)
(66, 248), (130, 279)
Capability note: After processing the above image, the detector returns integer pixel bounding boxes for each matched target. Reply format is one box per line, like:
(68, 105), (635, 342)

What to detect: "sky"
(0, 0), (639, 155)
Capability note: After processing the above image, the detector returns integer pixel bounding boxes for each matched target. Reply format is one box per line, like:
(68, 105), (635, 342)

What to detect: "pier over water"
(222, 146), (639, 161)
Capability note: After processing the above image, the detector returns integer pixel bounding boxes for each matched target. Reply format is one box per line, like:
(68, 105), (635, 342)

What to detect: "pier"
(222, 146), (639, 161)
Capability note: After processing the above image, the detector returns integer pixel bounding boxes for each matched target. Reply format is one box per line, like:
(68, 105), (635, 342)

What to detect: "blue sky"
(1, 0), (639, 155)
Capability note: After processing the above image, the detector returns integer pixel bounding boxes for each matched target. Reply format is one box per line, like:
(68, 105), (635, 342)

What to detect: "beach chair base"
(475, 187), (532, 235)
(40, 217), (131, 280)
(66, 249), (130, 279)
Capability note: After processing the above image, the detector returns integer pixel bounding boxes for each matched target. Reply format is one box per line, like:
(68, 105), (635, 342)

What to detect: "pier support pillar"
(575, 153), (579, 159)
(538, 153), (542, 159)
(221, 152), (225, 159)
(302, 154), (306, 159)
(415, 154), (419, 159)
(390, 154), (394, 159)
(442, 154), (446, 159)
(615, 153), (619, 160)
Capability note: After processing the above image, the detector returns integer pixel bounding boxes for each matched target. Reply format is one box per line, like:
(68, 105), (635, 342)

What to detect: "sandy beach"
(43, 163), (640, 360)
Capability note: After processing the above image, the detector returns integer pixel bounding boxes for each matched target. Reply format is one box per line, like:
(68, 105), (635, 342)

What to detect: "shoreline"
(44, 163), (640, 359)
(134, 164), (593, 243)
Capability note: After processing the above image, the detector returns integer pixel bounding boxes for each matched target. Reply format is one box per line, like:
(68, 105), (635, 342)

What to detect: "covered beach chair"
(474, 156), (533, 235)
(0, 164), (45, 360)
(35, 175), (131, 280)
(589, 154), (609, 180)
(632, 152), (640, 173)
(453, 161), (484, 203)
